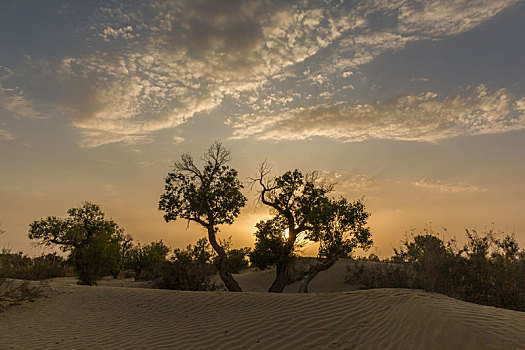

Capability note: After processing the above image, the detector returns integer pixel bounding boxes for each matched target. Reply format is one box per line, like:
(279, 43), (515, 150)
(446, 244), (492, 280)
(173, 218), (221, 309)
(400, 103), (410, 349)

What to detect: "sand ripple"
(0, 280), (523, 349)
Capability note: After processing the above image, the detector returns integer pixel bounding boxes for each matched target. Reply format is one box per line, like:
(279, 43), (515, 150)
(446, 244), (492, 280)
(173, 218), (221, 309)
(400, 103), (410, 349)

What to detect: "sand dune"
(232, 259), (361, 293)
(1, 271), (524, 349)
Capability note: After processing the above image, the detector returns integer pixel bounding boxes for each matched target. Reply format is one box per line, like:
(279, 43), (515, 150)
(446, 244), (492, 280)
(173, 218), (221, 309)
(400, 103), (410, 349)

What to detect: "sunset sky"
(1, 0), (524, 257)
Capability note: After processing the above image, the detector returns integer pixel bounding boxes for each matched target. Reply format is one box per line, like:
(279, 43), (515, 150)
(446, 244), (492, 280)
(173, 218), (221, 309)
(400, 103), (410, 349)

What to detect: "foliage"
(308, 197), (372, 259)
(159, 142), (247, 291)
(28, 202), (128, 285)
(226, 247), (251, 273)
(346, 229), (525, 311)
(155, 238), (217, 291)
(0, 224), (45, 310)
(249, 217), (292, 270)
(126, 240), (171, 281)
(0, 249), (72, 280)
(113, 234), (133, 278)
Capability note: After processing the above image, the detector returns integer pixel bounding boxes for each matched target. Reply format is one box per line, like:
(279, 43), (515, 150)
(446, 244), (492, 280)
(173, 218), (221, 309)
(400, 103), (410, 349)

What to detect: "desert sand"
(1, 261), (524, 349)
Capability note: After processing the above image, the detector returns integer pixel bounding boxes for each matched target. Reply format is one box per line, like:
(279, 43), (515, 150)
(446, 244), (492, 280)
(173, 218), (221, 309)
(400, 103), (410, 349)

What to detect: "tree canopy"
(28, 202), (128, 285)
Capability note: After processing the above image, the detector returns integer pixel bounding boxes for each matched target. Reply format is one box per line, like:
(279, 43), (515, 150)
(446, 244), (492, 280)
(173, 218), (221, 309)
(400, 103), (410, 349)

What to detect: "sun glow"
(284, 228), (290, 240)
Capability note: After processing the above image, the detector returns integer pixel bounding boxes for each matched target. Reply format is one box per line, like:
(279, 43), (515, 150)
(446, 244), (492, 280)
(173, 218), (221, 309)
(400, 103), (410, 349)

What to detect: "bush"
(155, 238), (217, 291)
(126, 241), (170, 281)
(0, 249), (72, 280)
(0, 279), (43, 311)
(346, 229), (525, 311)
(226, 247), (251, 273)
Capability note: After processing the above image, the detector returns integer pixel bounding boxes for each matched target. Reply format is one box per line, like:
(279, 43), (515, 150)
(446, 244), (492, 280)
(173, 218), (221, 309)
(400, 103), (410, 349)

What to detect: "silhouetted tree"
(251, 164), (335, 292)
(298, 197), (372, 292)
(159, 142), (247, 292)
(28, 202), (126, 285)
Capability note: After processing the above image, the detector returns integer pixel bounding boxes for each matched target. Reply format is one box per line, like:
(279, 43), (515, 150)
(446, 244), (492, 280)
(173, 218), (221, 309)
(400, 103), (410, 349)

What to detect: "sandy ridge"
(1, 278), (524, 350)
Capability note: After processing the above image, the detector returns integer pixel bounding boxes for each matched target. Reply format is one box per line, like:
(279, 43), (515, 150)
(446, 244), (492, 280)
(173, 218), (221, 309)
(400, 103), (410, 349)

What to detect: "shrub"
(0, 279), (43, 311)
(346, 229), (525, 311)
(0, 249), (72, 280)
(126, 241), (170, 281)
(155, 238), (217, 291)
(226, 247), (251, 273)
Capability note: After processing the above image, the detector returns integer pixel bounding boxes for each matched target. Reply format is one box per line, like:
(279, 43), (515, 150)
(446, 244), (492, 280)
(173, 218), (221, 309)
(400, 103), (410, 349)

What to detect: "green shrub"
(126, 240), (170, 281)
(155, 238), (217, 291)
(226, 247), (251, 273)
(0, 249), (72, 280)
(346, 229), (525, 311)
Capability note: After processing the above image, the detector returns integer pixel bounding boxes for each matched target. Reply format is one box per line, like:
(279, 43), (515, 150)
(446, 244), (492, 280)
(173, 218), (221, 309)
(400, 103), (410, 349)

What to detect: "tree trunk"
(268, 262), (288, 293)
(268, 223), (299, 293)
(298, 257), (339, 293)
(207, 226), (242, 292)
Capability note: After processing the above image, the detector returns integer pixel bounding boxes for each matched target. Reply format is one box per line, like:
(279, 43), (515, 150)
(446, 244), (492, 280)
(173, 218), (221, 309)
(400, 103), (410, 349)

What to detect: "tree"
(159, 142), (247, 292)
(251, 165), (372, 292)
(250, 165), (333, 292)
(28, 202), (127, 285)
(298, 197), (372, 292)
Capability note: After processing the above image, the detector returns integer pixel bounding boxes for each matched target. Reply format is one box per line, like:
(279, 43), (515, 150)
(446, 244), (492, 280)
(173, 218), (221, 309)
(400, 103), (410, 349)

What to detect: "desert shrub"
(0, 279), (43, 311)
(346, 260), (411, 289)
(212, 239), (251, 273)
(126, 240), (170, 281)
(226, 247), (251, 273)
(0, 249), (72, 280)
(346, 229), (525, 311)
(155, 238), (217, 291)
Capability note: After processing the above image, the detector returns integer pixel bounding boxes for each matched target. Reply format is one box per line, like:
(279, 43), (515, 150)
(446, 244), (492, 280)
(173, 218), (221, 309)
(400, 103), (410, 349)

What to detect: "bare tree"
(159, 142), (247, 292)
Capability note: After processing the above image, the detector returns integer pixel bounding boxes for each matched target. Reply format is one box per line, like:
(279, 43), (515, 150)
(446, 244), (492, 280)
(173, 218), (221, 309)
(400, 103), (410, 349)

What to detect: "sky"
(1, 0), (524, 257)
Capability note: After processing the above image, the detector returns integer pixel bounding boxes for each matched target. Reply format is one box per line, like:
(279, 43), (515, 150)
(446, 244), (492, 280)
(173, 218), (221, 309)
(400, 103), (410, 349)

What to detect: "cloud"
(18, 0), (521, 146)
(230, 85), (525, 142)
(413, 178), (488, 193)
(396, 0), (517, 37)
(172, 136), (184, 144)
(0, 127), (16, 141)
(0, 66), (40, 119)
(99, 26), (135, 41)
(319, 171), (378, 194)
